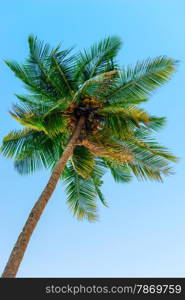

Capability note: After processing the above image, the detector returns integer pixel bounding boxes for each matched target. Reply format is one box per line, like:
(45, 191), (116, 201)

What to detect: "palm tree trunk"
(1, 116), (85, 278)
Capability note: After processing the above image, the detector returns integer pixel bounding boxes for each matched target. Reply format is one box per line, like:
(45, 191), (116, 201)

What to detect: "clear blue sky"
(0, 0), (185, 277)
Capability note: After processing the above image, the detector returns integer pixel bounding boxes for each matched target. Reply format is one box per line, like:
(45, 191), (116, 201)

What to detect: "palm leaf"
(74, 36), (121, 83)
(127, 145), (174, 182)
(103, 159), (132, 183)
(72, 70), (118, 104)
(127, 137), (177, 162)
(82, 138), (133, 164)
(71, 146), (95, 179)
(50, 49), (76, 96)
(99, 106), (149, 126)
(92, 175), (107, 207)
(91, 159), (107, 206)
(27, 35), (63, 97)
(43, 112), (69, 137)
(9, 103), (47, 133)
(5, 60), (58, 100)
(1, 128), (65, 174)
(105, 57), (177, 102)
(63, 162), (98, 221)
(14, 134), (65, 175)
(1, 128), (34, 159)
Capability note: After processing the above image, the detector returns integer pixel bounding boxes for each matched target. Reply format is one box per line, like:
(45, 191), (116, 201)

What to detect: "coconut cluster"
(65, 95), (103, 133)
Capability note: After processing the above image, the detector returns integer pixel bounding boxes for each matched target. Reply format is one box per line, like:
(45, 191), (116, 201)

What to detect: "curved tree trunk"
(1, 116), (85, 278)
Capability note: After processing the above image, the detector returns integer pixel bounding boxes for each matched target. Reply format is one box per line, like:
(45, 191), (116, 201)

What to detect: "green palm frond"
(63, 162), (98, 221)
(43, 112), (69, 137)
(1, 128), (34, 159)
(10, 102), (70, 138)
(105, 57), (177, 103)
(91, 159), (107, 206)
(28, 35), (51, 60)
(10, 103), (47, 133)
(106, 97), (149, 106)
(103, 159), (132, 183)
(147, 116), (167, 131)
(28, 36), (75, 98)
(13, 143), (58, 175)
(74, 36), (121, 83)
(72, 70), (118, 103)
(15, 94), (53, 110)
(99, 112), (166, 140)
(71, 146), (95, 179)
(14, 150), (49, 174)
(99, 105), (149, 126)
(16, 94), (71, 121)
(127, 145), (174, 182)
(5, 36), (77, 101)
(5, 60), (58, 101)
(101, 114), (137, 139)
(128, 163), (172, 182)
(1, 128), (65, 174)
(1, 129), (54, 174)
(5, 60), (30, 84)
(127, 136), (177, 162)
(14, 134), (64, 175)
(27, 36), (64, 98)
(50, 48), (76, 96)
(28, 35), (76, 98)
(120, 116), (166, 141)
(92, 175), (107, 207)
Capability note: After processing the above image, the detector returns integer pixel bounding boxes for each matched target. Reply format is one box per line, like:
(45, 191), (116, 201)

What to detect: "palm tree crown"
(1, 35), (178, 221)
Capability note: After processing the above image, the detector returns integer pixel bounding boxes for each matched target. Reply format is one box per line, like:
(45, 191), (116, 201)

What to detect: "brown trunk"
(1, 116), (85, 278)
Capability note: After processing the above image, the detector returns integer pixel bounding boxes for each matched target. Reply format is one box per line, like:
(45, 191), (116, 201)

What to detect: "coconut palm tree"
(1, 35), (177, 277)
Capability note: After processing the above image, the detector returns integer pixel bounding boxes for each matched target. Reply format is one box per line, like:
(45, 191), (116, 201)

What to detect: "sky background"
(0, 0), (185, 277)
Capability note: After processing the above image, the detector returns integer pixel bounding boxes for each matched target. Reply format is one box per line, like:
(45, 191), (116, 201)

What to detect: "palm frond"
(1, 128), (65, 174)
(91, 159), (107, 206)
(5, 60), (58, 100)
(72, 70), (118, 104)
(5, 36), (77, 101)
(14, 150), (49, 174)
(15, 94), (53, 110)
(50, 48), (76, 96)
(82, 139), (133, 164)
(127, 136), (177, 162)
(28, 35), (51, 60)
(1, 128), (34, 158)
(106, 97), (149, 106)
(14, 135), (64, 175)
(71, 146), (95, 179)
(9, 103), (47, 133)
(105, 57), (177, 102)
(74, 36), (121, 83)
(147, 116), (166, 131)
(127, 144), (174, 182)
(100, 114), (137, 140)
(27, 35), (63, 97)
(43, 112), (69, 138)
(103, 159), (132, 183)
(16, 94), (70, 120)
(99, 106), (149, 126)
(87, 70), (119, 101)
(92, 175), (107, 207)
(63, 162), (98, 221)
